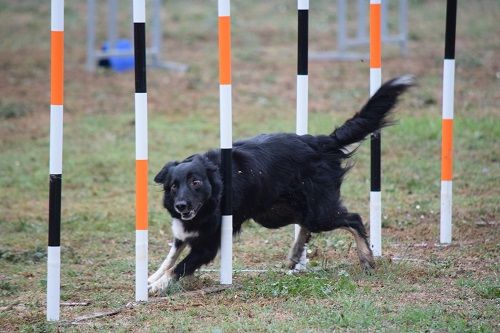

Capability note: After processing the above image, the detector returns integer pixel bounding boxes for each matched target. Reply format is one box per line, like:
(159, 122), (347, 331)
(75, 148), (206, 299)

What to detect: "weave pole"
(440, 0), (457, 244)
(133, 0), (148, 301)
(294, 0), (309, 270)
(47, 0), (64, 321)
(369, 0), (382, 257)
(218, 0), (233, 285)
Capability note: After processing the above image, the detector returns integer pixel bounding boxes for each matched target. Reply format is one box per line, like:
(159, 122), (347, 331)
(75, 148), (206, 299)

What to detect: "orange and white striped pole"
(369, 0), (382, 257)
(440, 0), (457, 244)
(133, 0), (148, 301)
(47, 0), (64, 321)
(218, 0), (233, 285)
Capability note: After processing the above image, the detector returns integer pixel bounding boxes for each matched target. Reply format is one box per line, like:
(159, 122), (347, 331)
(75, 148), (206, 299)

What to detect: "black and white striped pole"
(294, 0), (309, 270)
(218, 0), (233, 284)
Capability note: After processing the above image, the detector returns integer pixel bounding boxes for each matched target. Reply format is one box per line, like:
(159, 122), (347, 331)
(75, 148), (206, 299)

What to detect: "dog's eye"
(191, 180), (202, 188)
(170, 184), (177, 192)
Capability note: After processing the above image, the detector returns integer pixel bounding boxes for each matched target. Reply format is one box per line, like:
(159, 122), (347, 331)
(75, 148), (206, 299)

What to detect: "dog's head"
(154, 154), (221, 221)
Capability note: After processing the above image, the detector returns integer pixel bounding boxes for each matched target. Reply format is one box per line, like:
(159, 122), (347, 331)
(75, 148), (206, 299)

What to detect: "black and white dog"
(148, 76), (414, 294)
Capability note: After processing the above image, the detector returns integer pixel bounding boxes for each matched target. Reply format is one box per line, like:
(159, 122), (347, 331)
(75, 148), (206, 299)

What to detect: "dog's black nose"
(175, 201), (188, 213)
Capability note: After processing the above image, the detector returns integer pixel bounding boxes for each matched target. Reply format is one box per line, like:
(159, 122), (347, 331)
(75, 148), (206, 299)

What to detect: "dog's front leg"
(172, 244), (219, 279)
(148, 267), (176, 295)
(148, 245), (218, 295)
(148, 239), (186, 285)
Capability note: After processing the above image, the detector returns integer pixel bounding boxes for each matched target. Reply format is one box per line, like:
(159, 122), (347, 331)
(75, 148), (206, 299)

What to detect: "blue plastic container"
(100, 39), (135, 72)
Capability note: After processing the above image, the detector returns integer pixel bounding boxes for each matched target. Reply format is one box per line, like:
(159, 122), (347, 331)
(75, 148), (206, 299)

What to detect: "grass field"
(0, 0), (499, 331)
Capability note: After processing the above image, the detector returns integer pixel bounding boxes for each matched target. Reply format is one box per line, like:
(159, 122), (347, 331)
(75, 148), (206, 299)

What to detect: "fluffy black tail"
(331, 75), (414, 146)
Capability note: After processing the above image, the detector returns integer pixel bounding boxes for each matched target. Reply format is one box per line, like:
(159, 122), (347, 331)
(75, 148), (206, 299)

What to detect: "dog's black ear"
(201, 155), (218, 174)
(154, 161), (178, 184)
(200, 155), (222, 198)
(183, 154), (198, 163)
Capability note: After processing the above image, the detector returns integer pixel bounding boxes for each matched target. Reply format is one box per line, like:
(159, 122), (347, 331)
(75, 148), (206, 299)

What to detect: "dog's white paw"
(148, 274), (172, 295)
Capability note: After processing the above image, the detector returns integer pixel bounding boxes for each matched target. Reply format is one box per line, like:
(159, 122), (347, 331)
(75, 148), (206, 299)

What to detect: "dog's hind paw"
(287, 260), (297, 270)
(286, 259), (308, 272)
(360, 257), (376, 272)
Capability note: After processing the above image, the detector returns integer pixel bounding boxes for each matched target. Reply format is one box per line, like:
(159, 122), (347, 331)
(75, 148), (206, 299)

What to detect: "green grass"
(243, 271), (356, 298)
(1, 0), (499, 331)
(457, 278), (500, 300)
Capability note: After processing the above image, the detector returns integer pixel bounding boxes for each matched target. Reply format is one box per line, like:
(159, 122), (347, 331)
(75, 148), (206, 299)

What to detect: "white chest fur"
(171, 218), (199, 241)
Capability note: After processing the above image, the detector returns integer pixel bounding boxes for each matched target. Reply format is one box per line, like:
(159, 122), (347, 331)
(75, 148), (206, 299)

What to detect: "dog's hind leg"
(337, 213), (375, 270)
(148, 239), (187, 285)
(287, 226), (311, 270)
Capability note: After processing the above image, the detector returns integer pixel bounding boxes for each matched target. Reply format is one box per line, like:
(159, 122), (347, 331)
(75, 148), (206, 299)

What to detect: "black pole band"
(370, 132), (381, 191)
(297, 9), (308, 75)
(220, 148), (232, 216)
(444, 0), (457, 59)
(134, 23), (147, 93)
(48, 174), (62, 247)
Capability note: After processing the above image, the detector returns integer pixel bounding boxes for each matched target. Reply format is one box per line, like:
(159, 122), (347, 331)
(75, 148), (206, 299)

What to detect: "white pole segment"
(369, 191), (382, 256)
(49, 106), (63, 175)
(369, 68), (382, 97)
(133, 0), (146, 23)
(46, 246), (61, 321)
(135, 230), (148, 300)
(220, 216), (233, 284)
(220, 85), (233, 149)
(298, 0), (309, 10)
(440, 181), (452, 243)
(296, 75), (309, 136)
(218, 0), (230, 17)
(51, 0), (64, 31)
(442, 60), (455, 119)
(135, 93), (148, 160)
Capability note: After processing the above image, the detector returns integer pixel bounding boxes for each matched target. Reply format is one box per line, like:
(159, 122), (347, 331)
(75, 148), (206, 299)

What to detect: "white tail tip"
(391, 75), (415, 87)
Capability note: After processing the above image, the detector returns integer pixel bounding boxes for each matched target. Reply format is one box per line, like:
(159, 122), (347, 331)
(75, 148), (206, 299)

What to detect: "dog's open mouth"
(180, 203), (202, 221)
(181, 210), (197, 220)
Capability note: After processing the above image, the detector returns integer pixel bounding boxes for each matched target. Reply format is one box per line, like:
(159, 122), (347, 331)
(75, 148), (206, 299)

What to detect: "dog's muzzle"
(175, 201), (201, 221)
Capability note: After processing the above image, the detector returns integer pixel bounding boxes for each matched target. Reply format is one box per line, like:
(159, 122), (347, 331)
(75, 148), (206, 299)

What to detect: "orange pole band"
(218, 16), (231, 85)
(370, 4), (381, 68)
(50, 31), (64, 105)
(136, 160), (148, 230)
(441, 119), (453, 180)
